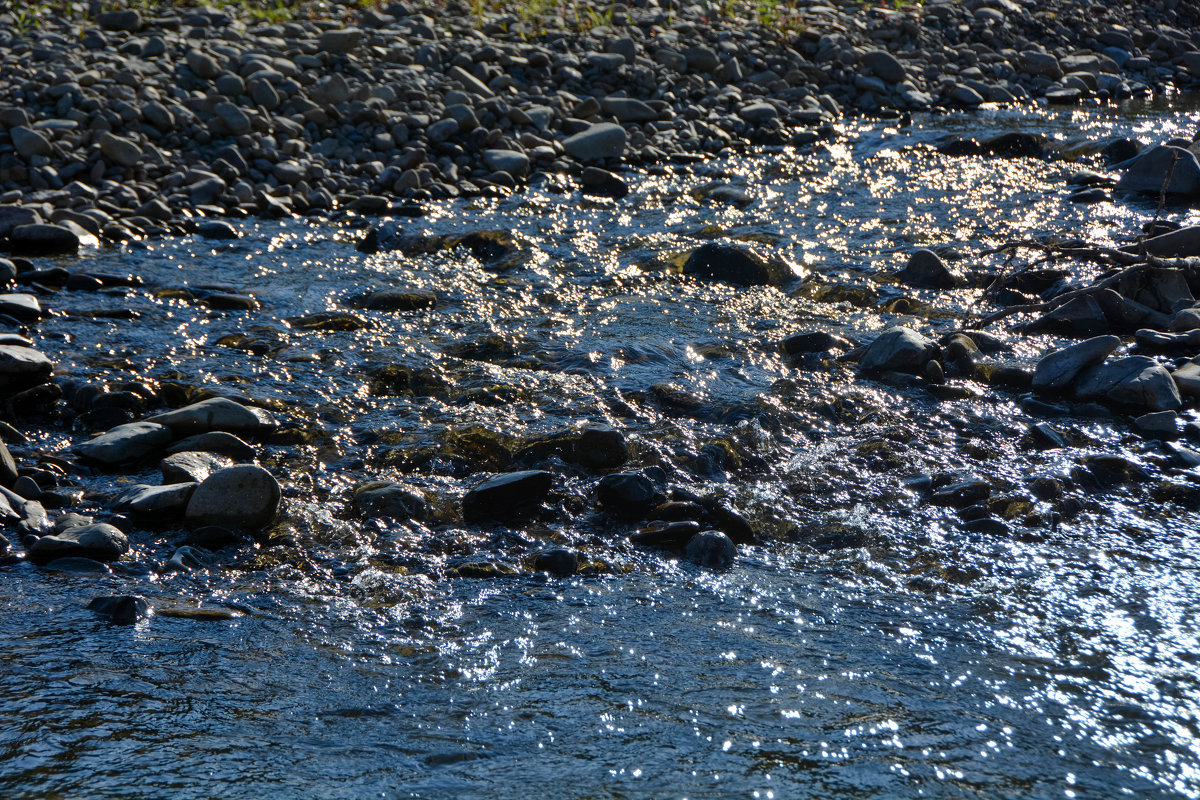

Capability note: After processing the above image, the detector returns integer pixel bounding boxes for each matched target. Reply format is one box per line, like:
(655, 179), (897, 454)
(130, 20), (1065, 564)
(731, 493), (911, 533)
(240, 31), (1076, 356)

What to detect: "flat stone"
(214, 103), (252, 136)
(1172, 358), (1200, 398)
(601, 96), (657, 123)
(1139, 225), (1200, 258)
(96, 9), (141, 31)
(161, 451), (232, 484)
(8, 223), (79, 255)
(185, 465), (281, 530)
(76, 421), (173, 465)
(462, 470), (553, 522)
(859, 327), (940, 374)
(1032, 335), (1121, 392)
(145, 397), (277, 435)
(682, 241), (797, 287)
(11, 127), (51, 159)
(319, 28), (363, 54)
(98, 132), (141, 167)
(0, 345), (52, 388)
(1076, 355), (1182, 412)
(562, 123), (626, 163)
(738, 102), (779, 125)
(0, 206), (40, 237)
(186, 48), (221, 79)
(354, 482), (429, 520)
(362, 289), (437, 311)
(28, 523), (129, 564)
(580, 166), (629, 198)
(0, 293), (40, 321)
(166, 431), (256, 460)
(197, 220), (238, 240)
(112, 482), (197, 516)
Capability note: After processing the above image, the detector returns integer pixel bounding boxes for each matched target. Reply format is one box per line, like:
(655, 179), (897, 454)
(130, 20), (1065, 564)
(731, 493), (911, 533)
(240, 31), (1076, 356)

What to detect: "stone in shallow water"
(533, 547), (578, 576)
(146, 397), (277, 436)
(88, 595), (151, 625)
(682, 242), (796, 287)
(1116, 145), (1200, 197)
(894, 249), (957, 289)
(161, 451), (232, 484)
(1075, 356), (1182, 412)
(112, 483), (197, 517)
(859, 327), (939, 374)
(0, 345), (52, 389)
(461, 470), (552, 522)
(685, 530), (736, 570)
(74, 421), (173, 465)
(354, 482), (428, 520)
(1032, 335), (1121, 392)
(185, 465), (281, 530)
(562, 123), (626, 163)
(28, 523), (129, 564)
(596, 472), (661, 519)
(9, 223), (79, 255)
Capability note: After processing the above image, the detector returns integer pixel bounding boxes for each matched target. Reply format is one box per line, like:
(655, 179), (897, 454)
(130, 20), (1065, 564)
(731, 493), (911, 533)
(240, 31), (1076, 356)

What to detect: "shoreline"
(0, 0), (1197, 248)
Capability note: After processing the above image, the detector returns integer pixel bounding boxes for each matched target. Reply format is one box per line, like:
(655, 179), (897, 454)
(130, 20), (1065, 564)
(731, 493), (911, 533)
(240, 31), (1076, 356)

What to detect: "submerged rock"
(682, 242), (797, 287)
(597, 472), (661, 519)
(532, 547), (578, 576)
(87, 595), (151, 625)
(354, 482), (429, 520)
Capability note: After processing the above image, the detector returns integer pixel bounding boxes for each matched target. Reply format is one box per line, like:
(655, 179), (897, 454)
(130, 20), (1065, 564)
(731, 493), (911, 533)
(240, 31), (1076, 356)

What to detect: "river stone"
(362, 289), (437, 312)
(596, 472), (660, 519)
(161, 451), (232, 484)
(164, 545), (216, 573)
(1172, 358), (1200, 398)
(185, 465), (281, 529)
(572, 426), (628, 470)
(685, 529), (736, 570)
(1116, 146), (1200, 197)
(533, 547), (578, 576)
(894, 249), (956, 289)
(0, 293), (40, 321)
(1075, 356), (1182, 412)
(186, 48), (221, 79)
(28, 523), (129, 564)
(214, 103), (251, 136)
(0, 345), (49, 391)
(462, 470), (553, 522)
(0, 206), (40, 237)
(483, 149), (530, 178)
(861, 50), (906, 83)
(562, 123), (626, 163)
(75, 421), (173, 465)
(580, 166), (629, 198)
(146, 397), (277, 435)
(354, 482), (429, 520)
(319, 28), (363, 54)
(1134, 410), (1180, 439)
(601, 96), (657, 123)
(1032, 336), (1121, 392)
(682, 242), (795, 287)
(98, 132), (141, 168)
(87, 594), (151, 625)
(859, 327), (940, 374)
(9, 223), (79, 255)
(11, 126), (51, 159)
(1139, 225), (1200, 258)
(97, 9), (141, 31)
(113, 482), (197, 516)
(197, 220), (238, 240)
(166, 431), (255, 461)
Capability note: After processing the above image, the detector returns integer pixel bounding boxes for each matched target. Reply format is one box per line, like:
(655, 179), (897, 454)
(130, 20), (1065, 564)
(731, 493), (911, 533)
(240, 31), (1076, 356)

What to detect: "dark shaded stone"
(894, 249), (957, 289)
(28, 523), (129, 564)
(532, 547), (578, 576)
(461, 470), (552, 522)
(87, 594), (151, 625)
(355, 482), (429, 520)
(682, 242), (796, 287)
(685, 529), (736, 569)
(597, 472), (661, 519)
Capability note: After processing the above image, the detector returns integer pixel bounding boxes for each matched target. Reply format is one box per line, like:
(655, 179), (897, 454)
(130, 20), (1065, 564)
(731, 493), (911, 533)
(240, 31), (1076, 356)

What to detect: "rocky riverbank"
(0, 0), (1197, 247)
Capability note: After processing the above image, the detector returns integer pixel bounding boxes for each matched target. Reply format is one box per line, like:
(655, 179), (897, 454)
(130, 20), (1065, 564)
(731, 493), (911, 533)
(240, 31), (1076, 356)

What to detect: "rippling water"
(2, 101), (1200, 798)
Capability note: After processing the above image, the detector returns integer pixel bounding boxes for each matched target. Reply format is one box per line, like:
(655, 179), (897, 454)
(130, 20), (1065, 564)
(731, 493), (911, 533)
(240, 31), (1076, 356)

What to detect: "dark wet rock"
(1069, 188), (1109, 204)
(572, 427), (628, 470)
(161, 451), (232, 484)
(360, 289), (437, 312)
(1133, 410), (1180, 439)
(1137, 226), (1200, 258)
(580, 166), (629, 199)
(1117, 146), (1200, 197)
(164, 545), (215, 573)
(1075, 356), (1182, 412)
(97, 9), (141, 31)
(185, 465), (282, 530)
(8, 224), (80, 255)
(166, 432), (255, 461)
(1032, 335), (1121, 393)
(690, 182), (753, 209)
(1136, 329), (1200, 354)
(1025, 289), (1166, 338)
(451, 561), (514, 579)
(184, 525), (243, 550)
(859, 327), (940, 374)
(685, 529), (736, 569)
(146, 397), (277, 436)
(1172, 358), (1200, 398)
(930, 478), (992, 508)
(0, 345), (51, 390)
(532, 547), (578, 576)
(197, 221), (239, 240)
(894, 249), (957, 289)
(1114, 267), (1193, 313)
(682, 242), (797, 287)
(1076, 453), (1150, 490)
(11, 127), (51, 159)
(631, 520), (701, 549)
(1025, 422), (1069, 450)
(87, 595), (151, 625)
(961, 517), (1010, 536)
(41, 557), (112, 574)
(112, 483), (198, 517)
(287, 311), (370, 331)
(28, 523), (129, 565)
(562, 123), (626, 163)
(461, 470), (552, 522)
(74, 421), (173, 466)
(0, 293), (41, 322)
(597, 472), (662, 519)
(354, 482), (429, 520)
(782, 330), (855, 356)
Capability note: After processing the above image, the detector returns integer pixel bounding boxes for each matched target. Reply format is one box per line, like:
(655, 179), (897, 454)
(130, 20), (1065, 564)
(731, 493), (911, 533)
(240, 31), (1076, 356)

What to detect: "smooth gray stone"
(185, 465), (281, 529)
(1032, 335), (1121, 392)
(112, 482), (197, 516)
(859, 327), (940, 374)
(166, 431), (255, 460)
(28, 523), (129, 564)
(1116, 146), (1200, 196)
(601, 96), (657, 123)
(10, 126), (51, 159)
(1075, 355), (1182, 411)
(462, 470), (552, 522)
(482, 149), (530, 178)
(861, 49), (906, 83)
(1139, 225), (1200, 258)
(145, 397), (277, 435)
(562, 123), (626, 163)
(0, 206), (40, 237)
(0, 345), (52, 387)
(0, 293), (41, 321)
(685, 529), (736, 570)
(74, 421), (173, 465)
(161, 451), (232, 484)
(98, 132), (141, 167)
(318, 28), (362, 54)
(9, 223), (79, 255)
(186, 48), (221, 79)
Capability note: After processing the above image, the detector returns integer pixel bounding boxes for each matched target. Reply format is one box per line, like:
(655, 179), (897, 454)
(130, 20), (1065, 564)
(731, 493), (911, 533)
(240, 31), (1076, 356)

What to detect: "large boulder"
(1116, 146), (1200, 197)
(682, 242), (798, 287)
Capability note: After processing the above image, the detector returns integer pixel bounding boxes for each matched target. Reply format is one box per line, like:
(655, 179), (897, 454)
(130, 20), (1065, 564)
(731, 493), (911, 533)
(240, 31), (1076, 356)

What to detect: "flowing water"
(2, 101), (1200, 799)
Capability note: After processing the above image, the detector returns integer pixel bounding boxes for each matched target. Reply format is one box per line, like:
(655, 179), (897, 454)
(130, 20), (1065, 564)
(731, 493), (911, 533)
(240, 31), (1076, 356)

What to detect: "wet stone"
(361, 289), (437, 312)
(1116, 146), (1200, 197)
(185, 465), (281, 530)
(166, 432), (255, 461)
(28, 523), (129, 565)
(859, 327), (940, 375)
(894, 249), (957, 289)
(74, 421), (173, 466)
(1075, 356), (1182, 412)
(683, 242), (795, 287)
(87, 594), (151, 625)
(532, 547), (578, 576)
(197, 221), (239, 240)
(580, 167), (629, 199)
(112, 482), (198, 517)
(685, 530), (736, 570)
(354, 482), (429, 520)
(0, 345), (52, 389)
(146, 397), (277, 436)
(161, 451), (233, 484)
(597, 472), (661, 519)
(1032, 336), (1121, 393)
(462, 470), (552, 522)
(8, 224), (80, 255)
